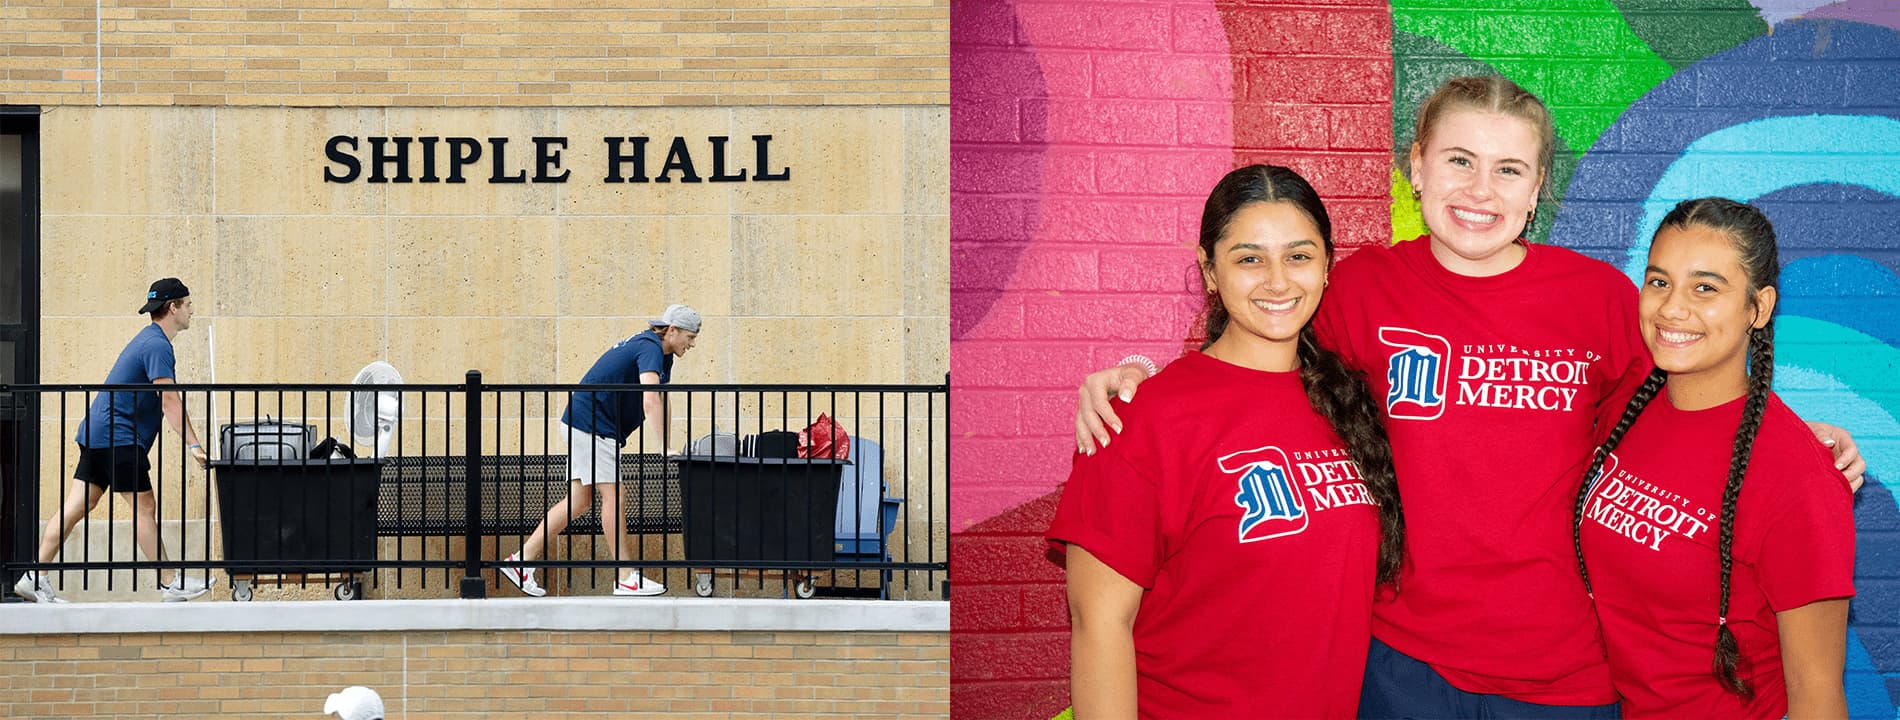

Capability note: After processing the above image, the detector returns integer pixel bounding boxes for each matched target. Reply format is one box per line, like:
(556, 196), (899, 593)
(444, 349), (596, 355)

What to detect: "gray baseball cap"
(649, 303), (701, 333)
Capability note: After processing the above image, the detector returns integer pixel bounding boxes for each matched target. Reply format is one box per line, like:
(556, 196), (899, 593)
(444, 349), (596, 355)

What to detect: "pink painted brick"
(952, 389), (1025, 436)
(1023, 98), (1178, 146)
(1328, 104), (1391, 150)
(952, 292), (1025, 339)
(952, 341), (1097, 388)
(1170, 5), (1230, 52)
(1095, 149), (1234, 196)
(950, 245), (1102, 292)
(1094, 53), (1235, 99)
(1012, 245), (1102, 291)
(1024, 294), (1191, 340)
(1013, 2), (1169, 51)
(953, 48), (1043, 97)
(1231, 102), (1329, 150)
(1244, 57), (1390, 103)
(1042, 147), (1099, 194)
(1035, 50), (1097, 97)
(952, 196), (1035, 242)
(1035, 198), (1182, 246)
(1177, 101), (1234, 147)
(953, 147), (1047, 194)
(950, 0), (1020, 48)
(1099, 248), (1198, 292)
(953, 95), (1022, 144)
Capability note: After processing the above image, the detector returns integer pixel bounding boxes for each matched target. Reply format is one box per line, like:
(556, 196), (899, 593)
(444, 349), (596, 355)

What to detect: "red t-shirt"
(1312, 236), (1649, 704)
(1047, 351), (1381, 719)
(1581, 390), (1855, 719)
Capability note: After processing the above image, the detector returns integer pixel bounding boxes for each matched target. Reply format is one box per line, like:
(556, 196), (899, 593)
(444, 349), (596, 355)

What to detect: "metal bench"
(375, 454), (682, 536)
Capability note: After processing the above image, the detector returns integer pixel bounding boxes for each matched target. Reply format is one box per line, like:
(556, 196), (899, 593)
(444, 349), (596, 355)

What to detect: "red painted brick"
(1259, 152), (1391, 199)
(1095, 148), (1234, 196)
(1034, 198), (1183, 246)
(950, 0), (1021, 48)
(1328, 104), (1390, 150)
(1231, 102), (1329, 150)
(1326, 198), (1396, 250)
(1020, 583), (1072, 630)
(1023, 98), (1177, 146)
(1013, 2), (1169, 51)
(1223, 7), (1334, 56)
(950, 632), (1070, 682)
(951, 679), (1071, 720)
(1093, 52), (1234, 99)
(954, 95), (1023, 144)
(951, 584), (1024, 632)
(1244, 57), (1390, 103)
(1314, 8), (1391, 56)
(1176, 101), (1233, 147)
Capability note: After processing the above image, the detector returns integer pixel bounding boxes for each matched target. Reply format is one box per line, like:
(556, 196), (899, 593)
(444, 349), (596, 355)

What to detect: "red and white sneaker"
(499, 553), (546, 597)
(611, 572), (665, 597)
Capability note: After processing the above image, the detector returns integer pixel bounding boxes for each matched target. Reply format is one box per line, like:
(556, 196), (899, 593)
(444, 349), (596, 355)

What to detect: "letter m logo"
(1378, 326), (1452, 421)
(1221, 445), (1307, 543)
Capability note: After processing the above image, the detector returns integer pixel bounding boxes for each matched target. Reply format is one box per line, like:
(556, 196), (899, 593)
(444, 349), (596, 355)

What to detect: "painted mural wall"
(949, 0), (1900, 717)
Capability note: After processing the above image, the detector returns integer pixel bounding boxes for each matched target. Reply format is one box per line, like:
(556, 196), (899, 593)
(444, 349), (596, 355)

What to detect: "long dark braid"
(1712, 323), (1773, 699)
(1197, 164), (1405, 586)
(1297, 325), (1405, 585)
(1573, 367), (1668, 596)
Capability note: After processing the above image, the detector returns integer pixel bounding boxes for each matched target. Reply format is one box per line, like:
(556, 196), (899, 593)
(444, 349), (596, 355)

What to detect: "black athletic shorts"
(74, 444), (153, 494)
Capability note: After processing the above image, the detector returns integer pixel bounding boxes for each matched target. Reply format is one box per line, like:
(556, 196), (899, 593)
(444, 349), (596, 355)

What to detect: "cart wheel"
(694, 573), (714, 598)
(232, 583), (253, 602)
(335, 581), (360, 601)
(794, 577), (816, 599)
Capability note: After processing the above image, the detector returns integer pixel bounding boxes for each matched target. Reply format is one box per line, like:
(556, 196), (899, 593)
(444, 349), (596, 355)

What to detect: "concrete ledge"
(0, 597), (949, 635)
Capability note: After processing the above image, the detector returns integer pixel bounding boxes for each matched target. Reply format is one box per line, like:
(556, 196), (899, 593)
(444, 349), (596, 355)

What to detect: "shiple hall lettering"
(322, 135), (790, 185)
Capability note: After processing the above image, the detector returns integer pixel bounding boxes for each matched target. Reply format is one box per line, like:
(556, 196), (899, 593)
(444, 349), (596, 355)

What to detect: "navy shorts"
(1359, 637), (1620, 719)
(74, 445), (153, 494)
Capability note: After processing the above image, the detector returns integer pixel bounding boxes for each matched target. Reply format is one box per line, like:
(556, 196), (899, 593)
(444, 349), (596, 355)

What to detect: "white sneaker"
(500, 553), (546, 597)
(13, 572), (67, 604)
(612, 572), (665, 597)
(160, 574), (209, 602)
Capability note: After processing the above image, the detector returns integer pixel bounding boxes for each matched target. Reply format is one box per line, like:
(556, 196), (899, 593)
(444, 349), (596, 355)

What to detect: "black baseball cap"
(137, 278), (189, 314)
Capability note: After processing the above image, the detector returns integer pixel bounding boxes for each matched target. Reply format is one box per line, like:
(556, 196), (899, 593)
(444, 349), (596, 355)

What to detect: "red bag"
(796, 413), (852, 460)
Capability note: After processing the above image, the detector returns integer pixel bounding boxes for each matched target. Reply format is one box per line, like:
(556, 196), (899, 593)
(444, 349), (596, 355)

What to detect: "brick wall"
(0, 0), (947, 107)
(949, 1), (1900, 718)
(0, 628), (948, 718)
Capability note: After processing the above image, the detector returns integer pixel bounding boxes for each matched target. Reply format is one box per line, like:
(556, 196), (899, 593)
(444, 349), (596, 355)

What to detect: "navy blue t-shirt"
(76, 323), (177, 449)
(561, 330), (671, 444)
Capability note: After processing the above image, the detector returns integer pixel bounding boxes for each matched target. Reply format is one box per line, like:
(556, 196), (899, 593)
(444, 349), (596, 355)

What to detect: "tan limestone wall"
(0, 1), (949, 107)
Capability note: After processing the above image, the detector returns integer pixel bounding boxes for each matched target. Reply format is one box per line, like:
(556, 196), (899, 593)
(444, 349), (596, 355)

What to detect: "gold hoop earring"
(1410, 188), (1421, 201)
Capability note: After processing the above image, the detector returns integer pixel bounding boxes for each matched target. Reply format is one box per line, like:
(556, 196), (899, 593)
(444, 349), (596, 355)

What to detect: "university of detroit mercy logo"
(1380, 326), (1452, 420)
(1223, 445), (1307, 542)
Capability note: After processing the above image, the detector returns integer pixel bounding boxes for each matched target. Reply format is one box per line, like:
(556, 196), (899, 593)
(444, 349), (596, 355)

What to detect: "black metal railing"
(0, 372), (948, 602)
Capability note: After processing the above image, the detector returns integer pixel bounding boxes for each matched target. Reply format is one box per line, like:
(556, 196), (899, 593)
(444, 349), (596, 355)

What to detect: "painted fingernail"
(1118, 390), (1133, 403)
